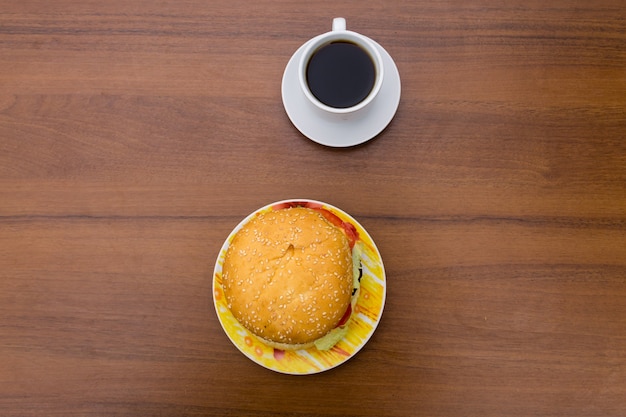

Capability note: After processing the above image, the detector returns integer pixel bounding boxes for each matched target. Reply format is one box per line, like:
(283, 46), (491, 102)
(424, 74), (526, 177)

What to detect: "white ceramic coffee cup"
(298, 18), (384, 117)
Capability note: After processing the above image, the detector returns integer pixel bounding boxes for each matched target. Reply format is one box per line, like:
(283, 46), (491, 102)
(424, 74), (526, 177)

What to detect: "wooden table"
(1, 1), (625, 416)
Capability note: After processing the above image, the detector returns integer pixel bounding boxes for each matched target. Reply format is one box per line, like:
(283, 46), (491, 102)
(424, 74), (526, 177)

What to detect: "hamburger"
(221, 203), (360, 351)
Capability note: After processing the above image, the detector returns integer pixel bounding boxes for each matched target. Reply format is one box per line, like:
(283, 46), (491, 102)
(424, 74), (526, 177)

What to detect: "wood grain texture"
(1, 1), (625, 416)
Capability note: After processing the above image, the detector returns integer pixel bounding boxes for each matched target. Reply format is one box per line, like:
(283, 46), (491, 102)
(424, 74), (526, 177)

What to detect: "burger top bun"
(221, 206), (353, 350)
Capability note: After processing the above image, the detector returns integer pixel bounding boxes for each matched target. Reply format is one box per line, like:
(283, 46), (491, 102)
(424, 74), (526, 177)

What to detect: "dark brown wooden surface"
(1, 1), (625, 416)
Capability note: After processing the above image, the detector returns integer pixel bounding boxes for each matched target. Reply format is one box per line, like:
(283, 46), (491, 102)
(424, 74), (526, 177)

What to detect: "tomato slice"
(341, 221), (359, 249)
(336, 303), (352, 327)
(271, 201), (301, 210)
(311, 207), (343, 227)
(303, 201), (324, 209)
(272, 201), (323, 210)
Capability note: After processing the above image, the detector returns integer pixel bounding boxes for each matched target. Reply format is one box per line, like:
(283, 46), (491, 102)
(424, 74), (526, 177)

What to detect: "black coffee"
(306, 41), (376, 109)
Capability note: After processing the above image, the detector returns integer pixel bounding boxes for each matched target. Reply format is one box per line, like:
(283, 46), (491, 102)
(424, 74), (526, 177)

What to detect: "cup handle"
(332, 17), (346, 31)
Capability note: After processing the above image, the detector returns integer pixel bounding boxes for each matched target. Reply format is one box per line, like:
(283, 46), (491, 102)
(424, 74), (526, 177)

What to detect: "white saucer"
(281, 37), (401, 147)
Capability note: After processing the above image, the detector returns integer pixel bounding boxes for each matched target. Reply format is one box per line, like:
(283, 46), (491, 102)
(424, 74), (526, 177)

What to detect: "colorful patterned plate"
(213, 199), (386, 374)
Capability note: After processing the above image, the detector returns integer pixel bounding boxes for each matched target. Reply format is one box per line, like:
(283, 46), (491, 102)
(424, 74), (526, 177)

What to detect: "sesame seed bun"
(221, 206), (353, 350)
